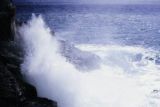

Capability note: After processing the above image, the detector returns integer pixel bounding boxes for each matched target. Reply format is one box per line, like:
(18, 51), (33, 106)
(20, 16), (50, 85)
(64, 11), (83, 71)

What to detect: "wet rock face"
(0, 42), (57, 107)
(0, 0), (15, 41)
(0, 0), (57, 107)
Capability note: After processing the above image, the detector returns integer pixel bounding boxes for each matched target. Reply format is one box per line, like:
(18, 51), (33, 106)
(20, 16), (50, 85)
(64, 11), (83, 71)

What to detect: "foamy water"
(18, 15), (160, 107)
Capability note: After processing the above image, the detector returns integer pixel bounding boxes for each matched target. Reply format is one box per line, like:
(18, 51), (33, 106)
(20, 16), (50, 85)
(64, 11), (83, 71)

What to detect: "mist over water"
(18, 14), (160, 107)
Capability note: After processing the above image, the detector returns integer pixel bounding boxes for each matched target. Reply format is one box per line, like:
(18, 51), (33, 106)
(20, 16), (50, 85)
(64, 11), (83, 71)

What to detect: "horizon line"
(14, 1), (160, 5)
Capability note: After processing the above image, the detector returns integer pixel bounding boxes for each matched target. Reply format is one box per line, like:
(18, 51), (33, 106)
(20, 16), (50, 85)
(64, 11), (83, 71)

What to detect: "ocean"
(16, 4), (160, 107)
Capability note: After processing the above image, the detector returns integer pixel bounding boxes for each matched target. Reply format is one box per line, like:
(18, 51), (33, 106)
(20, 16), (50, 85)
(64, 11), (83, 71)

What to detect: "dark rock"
(22, 98), (57, 107)
(0, 60), (23, 103)
(0, 0), (58, 107)
(0, 0), (15, 41)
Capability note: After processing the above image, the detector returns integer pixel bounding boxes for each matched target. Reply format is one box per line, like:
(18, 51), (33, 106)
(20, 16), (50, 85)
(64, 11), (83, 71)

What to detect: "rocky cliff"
(0, 0), (57, 107)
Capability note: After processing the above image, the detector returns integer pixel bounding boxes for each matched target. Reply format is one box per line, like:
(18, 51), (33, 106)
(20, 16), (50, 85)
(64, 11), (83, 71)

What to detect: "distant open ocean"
(17, 4), (160, 107)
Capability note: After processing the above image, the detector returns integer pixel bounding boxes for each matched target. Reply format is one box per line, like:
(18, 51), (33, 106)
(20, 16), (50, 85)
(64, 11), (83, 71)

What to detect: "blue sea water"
(17, 4), (160, 107)
(16, 4), (160, 48)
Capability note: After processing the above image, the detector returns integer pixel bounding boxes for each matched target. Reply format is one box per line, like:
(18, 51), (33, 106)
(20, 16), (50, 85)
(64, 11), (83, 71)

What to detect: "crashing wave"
(18, 14), (160, 107)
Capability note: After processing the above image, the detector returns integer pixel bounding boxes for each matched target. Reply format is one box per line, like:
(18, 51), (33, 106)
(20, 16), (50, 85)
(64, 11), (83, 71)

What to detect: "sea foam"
(18, 15), (160, 107)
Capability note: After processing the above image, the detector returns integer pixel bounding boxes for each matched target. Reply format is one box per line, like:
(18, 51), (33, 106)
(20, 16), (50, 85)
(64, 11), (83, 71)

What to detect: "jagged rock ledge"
(0, 0), (57, 107)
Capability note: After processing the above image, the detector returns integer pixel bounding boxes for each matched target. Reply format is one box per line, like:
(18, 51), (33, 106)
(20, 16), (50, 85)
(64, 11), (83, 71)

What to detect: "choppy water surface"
(17, 4), (160, 107)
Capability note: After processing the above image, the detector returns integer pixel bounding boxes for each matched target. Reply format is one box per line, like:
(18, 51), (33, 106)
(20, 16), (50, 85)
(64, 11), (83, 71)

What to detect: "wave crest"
(18, 14), (160, 107)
